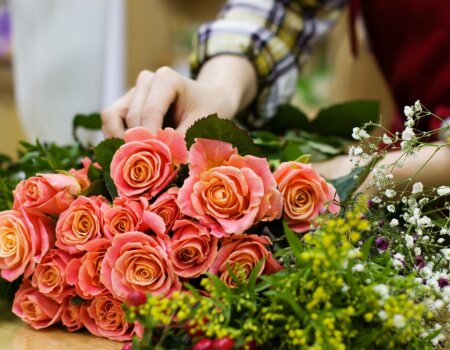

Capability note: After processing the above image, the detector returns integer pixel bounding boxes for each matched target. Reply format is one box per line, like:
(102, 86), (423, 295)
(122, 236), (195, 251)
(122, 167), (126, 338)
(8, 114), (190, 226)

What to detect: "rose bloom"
(110, 127), (188, 199)
(273, 161), (340, 233)
(81, 293), (141, 341)
(178, 139), (282, 237)
(61, 300), (85, 332)
(101, 231), (180, 302)
(13, 173), (81, 215)
(32, 249), (75, 303)
(55, 196), (108, 254)
(209, 234), (282, 288)
(69, 157), (101, 191)
(149, 187), (182, 233)
(65, 238), (110, 299)
(170, 219), (218, 278)
(101, 197), (166, 238)
(12, 280), (63, 329)
(0, 209), (53, 282)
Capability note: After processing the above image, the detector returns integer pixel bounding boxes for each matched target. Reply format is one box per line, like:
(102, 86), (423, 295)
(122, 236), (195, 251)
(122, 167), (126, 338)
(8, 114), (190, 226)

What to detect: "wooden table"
(0, 314), (122, 350)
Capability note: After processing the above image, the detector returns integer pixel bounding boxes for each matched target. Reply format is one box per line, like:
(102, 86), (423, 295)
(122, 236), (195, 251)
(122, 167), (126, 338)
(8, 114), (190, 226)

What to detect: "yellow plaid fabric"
(191, 0), (345, 126)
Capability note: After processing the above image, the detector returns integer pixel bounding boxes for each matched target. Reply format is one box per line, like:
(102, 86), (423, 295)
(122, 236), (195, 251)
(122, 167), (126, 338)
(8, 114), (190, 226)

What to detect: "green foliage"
(185, 114), (262, 156)
(128, 204), (438, 350)
(72, 113), (102, 142)
(92, 138), (124, 199)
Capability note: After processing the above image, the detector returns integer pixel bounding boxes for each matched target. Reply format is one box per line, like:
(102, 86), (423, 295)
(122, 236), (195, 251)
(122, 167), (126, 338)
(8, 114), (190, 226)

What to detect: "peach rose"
(12, 280), (63, 329)
(209, 234), (282, 288)
(69, 157), (101, 191)
(110, 127), (188, 199)
(101, 197), (165, 238)
(178, 139), (282, 237)
(61, 300), (85, 331)
(65, 238), (110, 299)
(32, 249), (75, 303)
(149, 187), (182, 233)
(273, 161), (340, 233)
(170, 219), (218, 278)
(0, 209), (53, 282)
(81, 293), (141, 341)
(13, 173), (81, 215)
(101, 231), (180, 301)
(55, 196), (108, 254)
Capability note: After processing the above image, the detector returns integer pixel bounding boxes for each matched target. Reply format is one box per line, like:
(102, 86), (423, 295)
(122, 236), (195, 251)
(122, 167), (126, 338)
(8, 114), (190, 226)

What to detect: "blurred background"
(0, 0), (395, 158)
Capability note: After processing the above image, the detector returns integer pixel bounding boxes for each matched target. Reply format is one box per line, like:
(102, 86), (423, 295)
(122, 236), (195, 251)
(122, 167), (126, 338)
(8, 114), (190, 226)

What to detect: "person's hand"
(102, 56), (257, 138)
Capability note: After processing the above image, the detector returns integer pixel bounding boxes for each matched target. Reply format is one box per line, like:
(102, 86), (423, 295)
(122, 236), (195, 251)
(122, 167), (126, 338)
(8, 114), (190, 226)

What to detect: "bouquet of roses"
(0, 115), (339, 342)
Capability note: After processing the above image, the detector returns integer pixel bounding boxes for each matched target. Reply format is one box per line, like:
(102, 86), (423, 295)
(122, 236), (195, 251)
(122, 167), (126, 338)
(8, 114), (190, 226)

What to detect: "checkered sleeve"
(190, 0), (346, 127)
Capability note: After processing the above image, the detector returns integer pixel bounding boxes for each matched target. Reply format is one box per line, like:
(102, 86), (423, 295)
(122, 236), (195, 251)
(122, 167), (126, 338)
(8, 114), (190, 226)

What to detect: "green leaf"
(246, 258), (266, 295)
(185, 114), (262, 156)
(360, 236), (375, 260)
(266, 105), (310, 135)
(329, 156), (381, 207)
(311, 100), (380, 139)
(93, 138), (125, 199)
(72, 113), (102, 142)
(295, 154), (311, 164)
(283, 221), (304, 261)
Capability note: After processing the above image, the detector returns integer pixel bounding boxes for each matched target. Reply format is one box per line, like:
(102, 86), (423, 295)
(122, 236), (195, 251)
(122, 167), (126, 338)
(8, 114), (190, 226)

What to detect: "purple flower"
(378, 219), (385, 227)
(414, 256), (425, 269)
(438, 278), (449, 289)
(375, 237), (389, 251)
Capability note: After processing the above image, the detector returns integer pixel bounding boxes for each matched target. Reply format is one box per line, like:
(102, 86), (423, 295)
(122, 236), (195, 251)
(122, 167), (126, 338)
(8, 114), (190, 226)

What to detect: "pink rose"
(81, 293), (141, 341)
(101, 197), (165, 238)
(55, 196), (108, 254)
(101, 231), (180, 301)
(69, 157), (101, 191)
(61, 300), (85, 331)
(210, 234), (282, 288)
(170, 219), (218, 278)
(32, 249), (75, 303)
(178, 139), (282, 237)
(149, 187), (182, 233)
(110, 127), (188, 199)
(273, 161), (340, 233)
(12, 280), (63, 329)
(0, 209), (53, 281)
(13, 173), (81, 215)
(65, 238), (111, 299)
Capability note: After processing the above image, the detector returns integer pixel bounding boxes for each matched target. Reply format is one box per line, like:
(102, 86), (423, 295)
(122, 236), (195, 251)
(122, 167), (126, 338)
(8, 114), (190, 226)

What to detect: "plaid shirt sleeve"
(190, 0), (346, 127)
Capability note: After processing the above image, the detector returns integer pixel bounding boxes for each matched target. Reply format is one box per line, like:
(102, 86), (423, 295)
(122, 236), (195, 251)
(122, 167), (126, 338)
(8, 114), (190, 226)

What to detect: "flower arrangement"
(0, 100), (449, 349)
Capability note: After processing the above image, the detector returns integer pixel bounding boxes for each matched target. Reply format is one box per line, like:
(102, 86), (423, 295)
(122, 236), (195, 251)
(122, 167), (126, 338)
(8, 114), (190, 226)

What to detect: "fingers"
(101, 88), (134, 138)
(125, 70), (154, 128)
(141, 67), (182, 133)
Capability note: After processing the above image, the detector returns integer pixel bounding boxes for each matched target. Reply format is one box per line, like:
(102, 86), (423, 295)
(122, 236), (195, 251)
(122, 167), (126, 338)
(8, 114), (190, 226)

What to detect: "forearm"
(196, 55), (257, 118)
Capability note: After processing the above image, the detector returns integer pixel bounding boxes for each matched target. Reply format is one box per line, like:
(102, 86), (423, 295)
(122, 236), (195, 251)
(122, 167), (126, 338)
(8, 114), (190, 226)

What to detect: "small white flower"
(412, 182), (423, 194)
(422, 235), (430, 242)
(371, 196), (382, 204)
(384, 189), (396, 198)
(353, 146), (363, 155)
(404, 234), (414, 248)
(414, 247), (421, 255)
(437, 186), (450, 196)
(352, 127), (370, 140)
(404, 106), (414, 118)
(402, 127), (415, 141)
(441, 248), (450, 261)
(341, 284), (350, 293)
(440, 228), (448, 236)
(382, 133), (393, 145)
(437, 238), (445, 244)
(393, 314), (406, 328)
(378, 310), (388, 321)
(417, 216), (432, 228)
(390, 219), (399, 227)
(387, 205), (395, 213)
(405, 118), (415, 127)
(433, 299), (445, 310)
(414, 100), (422, 112)
(352, 263), (364, 272)
(373, 284), (389, 298)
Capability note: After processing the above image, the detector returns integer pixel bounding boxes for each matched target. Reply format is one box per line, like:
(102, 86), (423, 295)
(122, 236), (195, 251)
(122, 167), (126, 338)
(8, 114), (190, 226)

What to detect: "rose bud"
(126, 291), (147, 307)
(193, 339), (214, 350)
(213, 337), (235, 350)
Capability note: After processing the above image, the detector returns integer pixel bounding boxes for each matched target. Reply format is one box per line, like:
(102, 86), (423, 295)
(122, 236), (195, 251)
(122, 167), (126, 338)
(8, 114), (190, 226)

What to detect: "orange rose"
(273, 161), (340, 233)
